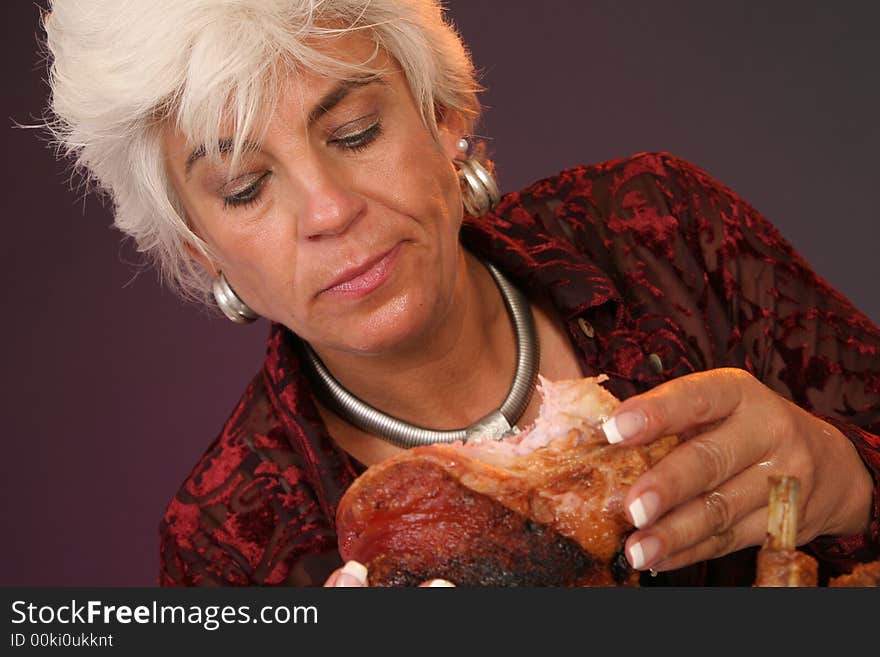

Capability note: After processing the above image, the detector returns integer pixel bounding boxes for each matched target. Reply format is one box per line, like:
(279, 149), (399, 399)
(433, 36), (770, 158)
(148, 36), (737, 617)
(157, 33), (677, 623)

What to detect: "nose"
(294, 161), (367, 241)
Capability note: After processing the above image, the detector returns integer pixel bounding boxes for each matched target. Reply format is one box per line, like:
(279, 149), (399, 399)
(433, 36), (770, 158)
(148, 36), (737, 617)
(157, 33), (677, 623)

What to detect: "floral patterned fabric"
(159, 152), (880, 587)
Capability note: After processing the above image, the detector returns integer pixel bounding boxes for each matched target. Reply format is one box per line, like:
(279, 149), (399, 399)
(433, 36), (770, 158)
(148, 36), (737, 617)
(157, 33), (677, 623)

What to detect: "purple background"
(3, 1), (878, 585)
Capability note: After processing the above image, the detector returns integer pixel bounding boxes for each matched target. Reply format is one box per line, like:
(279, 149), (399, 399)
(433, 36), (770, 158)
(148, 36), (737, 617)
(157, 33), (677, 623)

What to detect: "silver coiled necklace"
(301, 259), (540, 448)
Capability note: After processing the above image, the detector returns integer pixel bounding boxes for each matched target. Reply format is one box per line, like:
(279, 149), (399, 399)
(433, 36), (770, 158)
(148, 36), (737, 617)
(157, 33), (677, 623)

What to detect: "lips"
(320, 243), (403, 299)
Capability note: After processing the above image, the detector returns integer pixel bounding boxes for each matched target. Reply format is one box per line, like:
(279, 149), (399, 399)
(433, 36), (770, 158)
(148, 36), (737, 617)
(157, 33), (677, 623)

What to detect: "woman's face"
(163, 34), (466, 357)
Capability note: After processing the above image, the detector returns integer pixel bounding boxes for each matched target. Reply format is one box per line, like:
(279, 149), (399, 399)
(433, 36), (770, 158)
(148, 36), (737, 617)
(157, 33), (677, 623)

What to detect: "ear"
(435, 107), (470, 160)
(184, 241), (219, 278)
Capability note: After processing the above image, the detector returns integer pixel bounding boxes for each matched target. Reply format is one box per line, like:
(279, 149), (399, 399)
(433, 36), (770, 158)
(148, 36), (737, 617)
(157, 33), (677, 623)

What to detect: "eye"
(222, 172), (270, 209)
(329, 118), (383, 153)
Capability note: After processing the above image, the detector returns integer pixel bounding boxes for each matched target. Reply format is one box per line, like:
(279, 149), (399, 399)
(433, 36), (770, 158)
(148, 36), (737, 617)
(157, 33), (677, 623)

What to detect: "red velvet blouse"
(159, 152), (880, 587)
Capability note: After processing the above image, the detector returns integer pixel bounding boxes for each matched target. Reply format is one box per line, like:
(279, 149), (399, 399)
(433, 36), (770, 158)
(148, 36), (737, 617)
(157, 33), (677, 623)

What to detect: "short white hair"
(43, 0), (481, 305)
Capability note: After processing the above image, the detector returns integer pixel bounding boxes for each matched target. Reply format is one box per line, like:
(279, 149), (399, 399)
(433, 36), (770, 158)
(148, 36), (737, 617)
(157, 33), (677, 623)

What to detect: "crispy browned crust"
(336, 432), (676, 587)
(754, 549), (819, 587)
(349, 460), (633, 586)
(829, 560), (880, 587)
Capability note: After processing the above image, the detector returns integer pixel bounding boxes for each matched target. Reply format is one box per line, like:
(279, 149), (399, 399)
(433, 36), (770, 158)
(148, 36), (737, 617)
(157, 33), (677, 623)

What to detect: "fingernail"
(628, 491), (660, 528)
(335, 560), (368, 587)
(602, 411), (646, 444)
(628, 536), (661, 570)
(426, 579), (456, 587)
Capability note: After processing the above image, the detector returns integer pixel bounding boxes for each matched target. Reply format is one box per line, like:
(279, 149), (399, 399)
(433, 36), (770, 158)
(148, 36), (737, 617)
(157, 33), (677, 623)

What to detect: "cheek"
(428, 157), (465, 253)
(233, 226), (304, 316)
(193, 206), (302, 318)
(412, 154), (464, 242)
(442, 166), (464, 229)
(367, 122), (462, 226)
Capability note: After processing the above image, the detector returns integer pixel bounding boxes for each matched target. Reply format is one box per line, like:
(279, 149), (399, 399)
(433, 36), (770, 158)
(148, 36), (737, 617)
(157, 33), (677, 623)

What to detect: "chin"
(362, 304), (438, 355)
(335, 288), (445, 356)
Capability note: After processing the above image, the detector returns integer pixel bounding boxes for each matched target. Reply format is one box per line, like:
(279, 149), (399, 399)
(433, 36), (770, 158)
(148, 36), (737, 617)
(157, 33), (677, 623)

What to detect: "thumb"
(324, 561), (369, 587)
(418, 579), (456, 587)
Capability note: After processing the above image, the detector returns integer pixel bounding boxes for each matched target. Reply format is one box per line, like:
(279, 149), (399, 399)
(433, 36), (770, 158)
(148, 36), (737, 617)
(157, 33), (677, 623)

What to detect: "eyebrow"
(184, 138), (257, 178)
(184, 76), (383, 177)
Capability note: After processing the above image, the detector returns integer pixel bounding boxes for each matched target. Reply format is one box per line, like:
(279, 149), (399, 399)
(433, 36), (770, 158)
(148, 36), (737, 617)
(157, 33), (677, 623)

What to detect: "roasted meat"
(753, 475), (880, 587)
(829, 560), (880, 587)
(754, 476), (818, 587)
(336, 376), (677, 586)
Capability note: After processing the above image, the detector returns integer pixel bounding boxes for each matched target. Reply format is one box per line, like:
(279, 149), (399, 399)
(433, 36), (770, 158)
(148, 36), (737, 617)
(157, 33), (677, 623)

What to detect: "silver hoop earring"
(454, 143), (500, 217)
(212, 272), (260, 324)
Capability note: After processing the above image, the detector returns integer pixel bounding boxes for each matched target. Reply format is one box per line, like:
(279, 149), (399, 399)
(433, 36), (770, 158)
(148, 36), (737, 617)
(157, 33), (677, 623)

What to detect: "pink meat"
(336, 376), (677, 586)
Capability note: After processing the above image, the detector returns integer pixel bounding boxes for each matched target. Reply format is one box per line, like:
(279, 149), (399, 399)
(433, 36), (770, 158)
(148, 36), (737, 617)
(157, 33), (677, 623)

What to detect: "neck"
(311, 249), (518, 431)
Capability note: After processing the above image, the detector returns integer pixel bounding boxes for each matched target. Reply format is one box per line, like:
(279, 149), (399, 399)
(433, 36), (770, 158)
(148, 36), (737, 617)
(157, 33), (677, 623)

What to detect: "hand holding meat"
(601, 368), (874, 572)
(336, 376), (678, 586)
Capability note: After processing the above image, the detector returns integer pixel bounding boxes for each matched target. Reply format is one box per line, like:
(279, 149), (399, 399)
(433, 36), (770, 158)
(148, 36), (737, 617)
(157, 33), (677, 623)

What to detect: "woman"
(42, 0), (879, 587)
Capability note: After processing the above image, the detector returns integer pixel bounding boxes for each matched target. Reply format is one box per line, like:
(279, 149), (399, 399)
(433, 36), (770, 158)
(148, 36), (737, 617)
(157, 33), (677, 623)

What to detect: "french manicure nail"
(602, 411), (646, 444)
(426, 579), (456, 587)
(335, 560), (368, 587)
(628, 491), (660, 528)
(628, 536), (661, 570)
